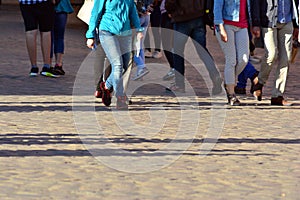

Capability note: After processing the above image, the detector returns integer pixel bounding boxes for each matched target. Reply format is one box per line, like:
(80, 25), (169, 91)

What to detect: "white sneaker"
(144, 50), (153, 58)
(152, 51), (162, 59)
(132, 67), (150, 81)
(162, 68), (175, 81)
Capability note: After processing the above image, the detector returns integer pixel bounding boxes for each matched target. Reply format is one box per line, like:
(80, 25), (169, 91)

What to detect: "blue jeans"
(99, 30), (132, 97)
(173, 17), (220, 88)
(51, 12), (67, 57)
(134, 14), (150, 69)
(236, 62), (258, 88)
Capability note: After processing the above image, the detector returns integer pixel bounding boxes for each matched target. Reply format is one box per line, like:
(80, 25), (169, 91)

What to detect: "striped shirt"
(19, 0), (48, 5)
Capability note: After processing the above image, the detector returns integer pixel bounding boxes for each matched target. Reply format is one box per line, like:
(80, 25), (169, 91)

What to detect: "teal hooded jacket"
(86, 0), (143, 38)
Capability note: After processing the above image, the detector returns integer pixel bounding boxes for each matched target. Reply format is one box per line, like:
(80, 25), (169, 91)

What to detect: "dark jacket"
(251, 0), (299, 28)
(165, 0), (205, 23)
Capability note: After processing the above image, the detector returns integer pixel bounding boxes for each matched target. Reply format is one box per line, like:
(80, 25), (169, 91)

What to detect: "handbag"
(77, 0), (94, 24)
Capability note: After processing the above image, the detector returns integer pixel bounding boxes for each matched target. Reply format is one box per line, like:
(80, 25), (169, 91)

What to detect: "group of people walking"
(18, 0), (73, 78)
(19, 0), (300, 109)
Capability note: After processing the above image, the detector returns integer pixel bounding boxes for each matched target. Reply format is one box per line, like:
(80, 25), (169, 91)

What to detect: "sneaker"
(249, 55), (261, 64)
(95, 80), (104, 98)
(53, 65), (65, 75)
(100, 82), (112, 106)
(227, 94), (241, 106)
(29, 67), (39, 77)
(132, 67), (150, 81)
(40, 67), (59, 78)
(152, 51), (163, 59)
(144, 50), (153, 58)
(162, 68), (175, 81)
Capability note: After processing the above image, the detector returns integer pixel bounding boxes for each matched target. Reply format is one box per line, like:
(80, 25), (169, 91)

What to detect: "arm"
(214, 0), (227, 42)
(251, 0), (261, 38)
(130, 1), (144, 33)
(86, 0), (106, 49)
(86, 0), (105, 39)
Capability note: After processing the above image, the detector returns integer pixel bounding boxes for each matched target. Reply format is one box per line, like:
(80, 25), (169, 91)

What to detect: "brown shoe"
(271, 96), (293, 106)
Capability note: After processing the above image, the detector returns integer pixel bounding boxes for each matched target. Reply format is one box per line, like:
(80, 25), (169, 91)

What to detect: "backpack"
(203, 0), (214, 30)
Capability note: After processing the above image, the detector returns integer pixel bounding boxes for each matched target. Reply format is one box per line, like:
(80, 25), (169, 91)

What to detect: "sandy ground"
(0, 4), (299, 200)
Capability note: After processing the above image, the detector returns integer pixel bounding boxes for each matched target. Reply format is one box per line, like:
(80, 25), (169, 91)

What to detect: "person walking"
(19, 0), (58, 77)
(251, 0), (298, 106)
(132, 0), (153, 81)
(165, 0), (223, 95)
(160, 0), (175, 81)
(50, 0), (74, 75)
(214, 0), (252, 105)
(86, 0), (143, 110)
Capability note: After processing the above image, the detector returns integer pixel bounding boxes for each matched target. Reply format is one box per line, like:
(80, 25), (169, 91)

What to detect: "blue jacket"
(214, 0), (252, 25)
(55, 0), (74, 13)
(86, 0), (143, 38)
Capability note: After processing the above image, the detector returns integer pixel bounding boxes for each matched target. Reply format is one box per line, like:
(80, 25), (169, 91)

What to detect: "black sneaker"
(29, 67), (39, 77)
(40, 67), (59, 78)
(54, 65), (65, 75)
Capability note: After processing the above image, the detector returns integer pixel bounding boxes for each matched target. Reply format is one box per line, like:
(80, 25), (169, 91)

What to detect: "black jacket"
(165, 0), (205, 23)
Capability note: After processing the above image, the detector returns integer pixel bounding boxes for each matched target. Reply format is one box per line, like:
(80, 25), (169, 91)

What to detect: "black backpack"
(204, 0), (214, 30)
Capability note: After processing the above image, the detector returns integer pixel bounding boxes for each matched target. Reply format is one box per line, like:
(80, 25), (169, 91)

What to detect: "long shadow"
(1, 134), (300, 145)
(0, 149), (277, 157)
(0, 133), (298, 157)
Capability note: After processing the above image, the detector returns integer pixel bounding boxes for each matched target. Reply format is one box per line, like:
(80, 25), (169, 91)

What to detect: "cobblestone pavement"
(0, 4), (299, 200)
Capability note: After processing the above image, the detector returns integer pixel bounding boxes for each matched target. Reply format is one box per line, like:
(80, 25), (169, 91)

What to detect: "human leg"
(271, 22), (292, 98)
(150, 6), (162, 58)
(216, 25), (240, 104)
(252, 27), (277, 100)
(171, 21), (190, 89)
(191, 17), (223, 95)
(25, 30), (38, 67)
(53, 12), (68, 67)
(161, 13), (175, 80)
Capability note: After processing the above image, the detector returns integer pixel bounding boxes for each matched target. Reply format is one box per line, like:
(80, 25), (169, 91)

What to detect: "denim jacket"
(214, 0), (252, 25)
(251, 0), (299, 28)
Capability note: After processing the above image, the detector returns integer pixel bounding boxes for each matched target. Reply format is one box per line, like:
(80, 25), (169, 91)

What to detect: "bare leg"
(25, 29), (38, 66)
(55, 53), (63, 66)
(40, 31), (51, 65)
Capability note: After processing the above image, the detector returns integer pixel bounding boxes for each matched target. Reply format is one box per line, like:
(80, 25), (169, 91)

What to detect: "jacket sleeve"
(213, 0), (224, 25)
(86, 0), (105, 39)
(130, 1), (144, 32)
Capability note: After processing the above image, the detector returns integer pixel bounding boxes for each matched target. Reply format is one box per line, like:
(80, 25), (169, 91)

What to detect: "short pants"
(19, 1), (55, 32)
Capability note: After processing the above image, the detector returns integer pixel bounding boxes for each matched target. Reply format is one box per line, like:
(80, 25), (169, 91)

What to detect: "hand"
(86, 38), (95, 49)
(219, 24), (227, 42)
(252, 26), (261, 38)
(137, 32), (143, 40)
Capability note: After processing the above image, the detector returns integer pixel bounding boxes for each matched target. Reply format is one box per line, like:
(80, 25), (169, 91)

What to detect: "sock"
(43, 64), (51, 69)
(31, 65), (38, 68)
